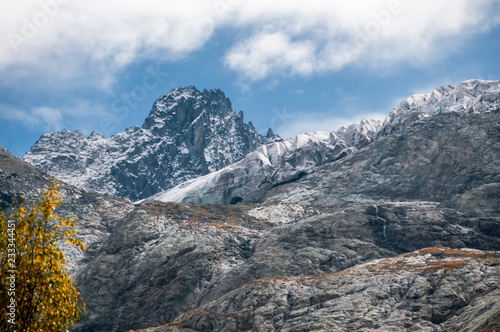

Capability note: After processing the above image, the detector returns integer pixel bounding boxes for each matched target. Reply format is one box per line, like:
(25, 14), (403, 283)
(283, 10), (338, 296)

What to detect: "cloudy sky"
(1, 0), (499, 156)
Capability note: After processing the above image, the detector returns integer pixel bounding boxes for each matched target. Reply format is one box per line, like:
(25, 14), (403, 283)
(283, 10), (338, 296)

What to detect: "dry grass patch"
(143, 201), (275, 232)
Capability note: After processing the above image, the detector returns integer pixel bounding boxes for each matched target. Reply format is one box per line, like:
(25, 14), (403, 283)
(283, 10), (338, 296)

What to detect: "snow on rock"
(23, 87), (274, 201)
(380, 79), (500, 136)
(23, 80), (500, 205)
(142, 79), (500, 207)
(247, 204), (315, 225)
(139, 131), (353, 205)
(335, 117), (382, 149)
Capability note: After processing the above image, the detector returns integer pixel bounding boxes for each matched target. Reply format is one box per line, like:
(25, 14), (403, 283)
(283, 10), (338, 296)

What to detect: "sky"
(1, 0), (500, 157)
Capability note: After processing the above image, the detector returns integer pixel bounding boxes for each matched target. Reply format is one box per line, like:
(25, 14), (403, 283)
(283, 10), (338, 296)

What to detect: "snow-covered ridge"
(140, 79), (500, 205)
(138, 131), (352, 205)
(24, 86), (274, 201)
(24, 80), (500, 204)
(335, 117), (382, 149)
(380, 79), (500, 135)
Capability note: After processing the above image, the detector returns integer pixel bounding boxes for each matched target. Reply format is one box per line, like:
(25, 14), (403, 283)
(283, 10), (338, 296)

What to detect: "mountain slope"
(139, 131), (352, 205)
(268, 110), (500, 207)
(143, 248), (500, 332)
(23, 87), (275, 201)
(10, 80), (500, 332)
(0, 146), (134, 277)
(74, 198), (499, 331)
(144, 80), (500, 207)
(73, 80), (500, 331)
(74, 199), (499, 331)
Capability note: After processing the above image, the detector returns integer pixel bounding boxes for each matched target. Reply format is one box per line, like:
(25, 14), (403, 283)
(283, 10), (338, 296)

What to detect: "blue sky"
(1, 0), (500, 157)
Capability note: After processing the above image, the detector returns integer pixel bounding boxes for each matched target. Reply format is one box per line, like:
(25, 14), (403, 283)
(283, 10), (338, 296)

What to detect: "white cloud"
(224, 0), (500, 82)
(0, 106), (63, 132)
(0, 0), (217, 89)
(0, 0), (499, 88)
(225, 32), (315, 81)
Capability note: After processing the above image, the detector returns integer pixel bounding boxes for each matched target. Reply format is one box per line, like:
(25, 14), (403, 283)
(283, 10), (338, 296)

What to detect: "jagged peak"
(335, 118), (382, 149)
(144, 86), (236, 129)
(40, 129), (84, 139)
(157, 86), (230, 104)
(166, 85), (201, 98)
(88, 131), (106, 141)
(460, 78), (500, 86)
(379, 79), (500, 137)
(202, 87), (226, 99)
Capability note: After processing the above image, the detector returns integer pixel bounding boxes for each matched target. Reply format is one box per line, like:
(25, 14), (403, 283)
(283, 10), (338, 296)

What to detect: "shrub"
(0, 183), (85, 331)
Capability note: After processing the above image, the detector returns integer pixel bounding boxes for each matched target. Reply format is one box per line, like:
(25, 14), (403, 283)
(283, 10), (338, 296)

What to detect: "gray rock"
(73, 200), (498, 331)
(137, 248), (500, 332)
(442, 183), (500, 218)
(74, 202), (272, 331)
(23, 87), (275, 201)
(0, 146), (134, 277)
(267, 111), (500, 208)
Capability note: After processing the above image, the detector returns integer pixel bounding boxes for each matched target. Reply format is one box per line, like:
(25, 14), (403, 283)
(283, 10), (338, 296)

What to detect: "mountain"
(335, 117), (382, 149)
(0, 146), (134, 277)
(143, 80), (500, 207)
(267, 80), (500, 208)
(138, 131), (353, 205)
(71, 80), (500, 332)
(74, 200), (499, 331)
(23, 86), (276, 202)
(379, 79), (500, 136)
(3, 79), (499, 331)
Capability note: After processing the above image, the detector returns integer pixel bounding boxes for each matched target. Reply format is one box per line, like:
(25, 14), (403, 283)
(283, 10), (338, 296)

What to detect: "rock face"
(139, 131), (352, 205)
(145, 248), (500, 332)
(23, 87), (274, 201)
(267, 110), (500, 208)
(75, 202), (272, 331)
(74, 199), (499, 332)
(0, 146), (134, 277)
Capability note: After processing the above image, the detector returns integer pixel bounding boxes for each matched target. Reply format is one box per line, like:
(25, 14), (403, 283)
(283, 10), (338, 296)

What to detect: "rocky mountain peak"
(141, 87), (244, 141)
(143, 87), (201, 130)
(24, 87), (276, 201)
(143, 79), (500, 208)
(88, 131), (105, 141)
(335, 117), (382, 149)
(379, 79), (500, 136)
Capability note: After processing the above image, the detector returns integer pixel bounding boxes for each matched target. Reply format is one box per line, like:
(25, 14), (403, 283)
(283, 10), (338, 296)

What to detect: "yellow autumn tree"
(0, 183), (85, 331)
